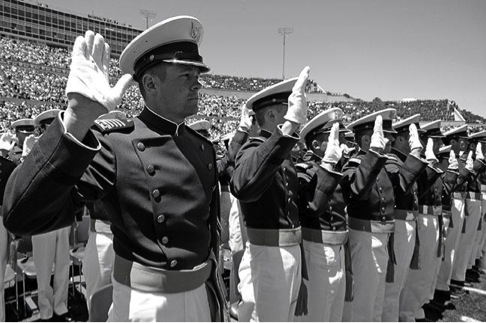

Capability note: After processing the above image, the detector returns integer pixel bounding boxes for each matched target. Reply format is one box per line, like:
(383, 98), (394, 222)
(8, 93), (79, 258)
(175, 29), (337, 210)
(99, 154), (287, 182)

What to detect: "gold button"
(137, 142), (145, 151)
(333, 227), (337, 231)
(152, 189), (160, 198)
(170, 260), (177, 267)
(157, 214), (165, 223)
(208, 163), (213, 170)
(288, 198), (291, 203)
(161, 236), (169, 244)
(147, 164), (155, 174)
(201, 144), (205, 151)
(381, 207), (385, 212)
(382, 217), (386, 221)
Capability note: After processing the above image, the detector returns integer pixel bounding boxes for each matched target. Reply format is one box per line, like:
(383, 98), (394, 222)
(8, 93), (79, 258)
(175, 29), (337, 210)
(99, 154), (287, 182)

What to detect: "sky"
(37, 0), (486, 118)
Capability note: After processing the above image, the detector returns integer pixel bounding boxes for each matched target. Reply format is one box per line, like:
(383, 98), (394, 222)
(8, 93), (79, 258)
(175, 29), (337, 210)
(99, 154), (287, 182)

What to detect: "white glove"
(370, 115), (386, 153)
(284, 66), (310, 125)
(238, 106), (253, 132)
(66, 31), (133, 112)
(0, 133), (17, 152)
(340, 143), (351, 156)
(408, 124), (423, 152)
(476, 142), (484, 161)
(448, 150), (458, 170)
(321, 123), (342, 165)
(22, 134), (37, 157)
(465, 150), (474, 173)
(425, 138), (438, 163)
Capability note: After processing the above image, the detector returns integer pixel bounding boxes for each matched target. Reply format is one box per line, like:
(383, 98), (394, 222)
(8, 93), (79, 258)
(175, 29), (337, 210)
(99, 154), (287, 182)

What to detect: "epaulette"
(386, 154), (399, 163)
(92, 119), (134, 133)
(348, 157), (362, 165)
(295, 162), (313, 171)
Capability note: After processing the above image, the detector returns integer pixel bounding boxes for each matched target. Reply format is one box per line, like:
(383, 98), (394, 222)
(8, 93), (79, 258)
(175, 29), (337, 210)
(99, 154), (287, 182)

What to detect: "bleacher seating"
(0, 36), (484, 139)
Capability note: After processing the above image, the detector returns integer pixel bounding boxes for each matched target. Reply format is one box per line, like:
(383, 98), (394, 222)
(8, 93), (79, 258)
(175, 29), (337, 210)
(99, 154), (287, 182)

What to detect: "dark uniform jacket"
(297, 152), (346, 232)
(341, 149), (392, 221)
(230, 127), (300, 230)
(3, 108), (220, 270)
(442, 169), (460, 213)
(387, 148), (428, 213)
(416, 156), (444, 208)
(452, 154), (485, 193)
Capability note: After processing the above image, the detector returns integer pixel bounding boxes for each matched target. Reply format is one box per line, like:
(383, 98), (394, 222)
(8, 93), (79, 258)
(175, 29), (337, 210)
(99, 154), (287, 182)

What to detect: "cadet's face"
(157, 64), (202, 121)
(384, 132), (395, 153)
(433, 138), (443, 154)
(459, 138), (469, 152)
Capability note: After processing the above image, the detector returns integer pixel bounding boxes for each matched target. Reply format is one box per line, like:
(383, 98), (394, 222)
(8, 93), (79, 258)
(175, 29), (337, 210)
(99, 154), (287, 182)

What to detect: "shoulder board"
(295, 162), (313, 171)
(248, 136), (265, 143)
(386, 154), (399, 162)
(93, 119), (134, 133)
(348, 157), (361, 165)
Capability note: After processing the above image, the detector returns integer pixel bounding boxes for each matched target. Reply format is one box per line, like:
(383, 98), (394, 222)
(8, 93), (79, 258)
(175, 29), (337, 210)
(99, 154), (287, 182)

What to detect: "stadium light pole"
(140, 9), (157, 30)
(278, 27), (293, 80)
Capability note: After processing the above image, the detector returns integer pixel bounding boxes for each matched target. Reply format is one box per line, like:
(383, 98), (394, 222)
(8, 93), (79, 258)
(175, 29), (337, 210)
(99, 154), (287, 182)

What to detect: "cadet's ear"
(311, 139), (320, 150)
(142, 74), (157, 93)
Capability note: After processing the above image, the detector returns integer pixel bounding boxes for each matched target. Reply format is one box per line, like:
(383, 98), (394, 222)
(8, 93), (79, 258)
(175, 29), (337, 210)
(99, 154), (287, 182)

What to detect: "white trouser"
(429, 215), (451, 300)
(344, 229), (390, 322)
(479, 196), (486, 259)
(470, 199), (484, 265)
(300, 240), (345, 322)
(452, 198), (482, 282)
(382, 219), (416, 322)
(238, 243), (301, 322)
(108, 277), (210, 321)
(436, 197), (466, 291)
(32, 227), (71, 320)
(82, 221), (114, 311)
(400, 214), (439, 321)
(228, 195), (247, 305)
(0, 215), (8, 322)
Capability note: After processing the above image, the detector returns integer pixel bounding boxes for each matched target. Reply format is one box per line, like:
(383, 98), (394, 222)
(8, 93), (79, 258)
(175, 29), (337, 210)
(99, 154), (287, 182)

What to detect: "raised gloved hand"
(370, 115), (386, 153)
(465, 150), (474, 173)
(284, 66), (310, 125)
(321, 123), (343, 166)
(22, 134), (37, 157)
(0, 133), (17, 152)
(448, 150), (459, 170)
(408, 123), (423, 154)
(425, 138), (438, 163)
(66, 30), (132, 112)
(476, 142), (484, 161)
(238, 105), (253, 133)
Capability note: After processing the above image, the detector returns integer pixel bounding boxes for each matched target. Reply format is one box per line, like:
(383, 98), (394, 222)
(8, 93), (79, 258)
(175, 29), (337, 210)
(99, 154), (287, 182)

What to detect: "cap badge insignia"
(190, 22), (202, 42)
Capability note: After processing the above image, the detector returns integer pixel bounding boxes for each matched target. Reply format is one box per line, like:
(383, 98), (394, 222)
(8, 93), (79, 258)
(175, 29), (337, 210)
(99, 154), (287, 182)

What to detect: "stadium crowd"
(1, 36), (485, 140)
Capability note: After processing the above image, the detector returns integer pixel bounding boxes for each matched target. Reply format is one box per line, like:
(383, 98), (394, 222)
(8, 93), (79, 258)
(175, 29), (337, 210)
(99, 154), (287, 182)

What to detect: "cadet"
(449, 126), (486, 294)
(427, 145), (459, 315)
(382, 114), (428, 322)
(341, 108), (396, 322)
(464, 132), (486, 283)
(4, 16), (225, 321)
(29, 109), (74, 322)
(434, 125), (484, 307)
(297, 108), (350, 321)
(230, 67), (310, 321)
